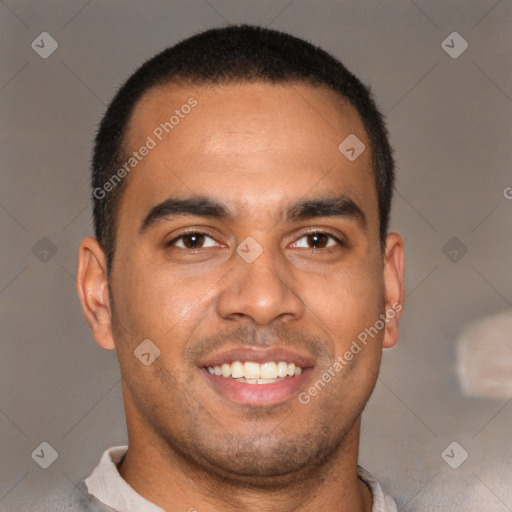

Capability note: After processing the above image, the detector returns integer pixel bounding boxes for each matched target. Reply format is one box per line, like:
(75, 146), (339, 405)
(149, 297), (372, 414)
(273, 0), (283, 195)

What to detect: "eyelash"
(166, 230), (345, 250)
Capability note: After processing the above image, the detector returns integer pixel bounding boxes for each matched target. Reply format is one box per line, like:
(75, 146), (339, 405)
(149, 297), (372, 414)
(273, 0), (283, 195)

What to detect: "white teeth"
(221, 363), (231, 377)
(277, 361), (289, 377)
(231, 361), (244, 378)
(240, 378), (281, 385)
(244, 362), (260, 379)
(207, 360), (304, 381)
(260, 362), (278, 379)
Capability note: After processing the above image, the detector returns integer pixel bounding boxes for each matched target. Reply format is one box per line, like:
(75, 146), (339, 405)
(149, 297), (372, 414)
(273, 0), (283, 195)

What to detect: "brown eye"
(292, 232), (339, 249)
(307, 233), (330, 248)
(168, 233), (219, 249)
(182, 233), (205, 248)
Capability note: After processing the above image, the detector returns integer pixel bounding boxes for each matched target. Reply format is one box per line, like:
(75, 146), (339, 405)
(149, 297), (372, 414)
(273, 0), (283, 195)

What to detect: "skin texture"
(77, 82), (405, 512)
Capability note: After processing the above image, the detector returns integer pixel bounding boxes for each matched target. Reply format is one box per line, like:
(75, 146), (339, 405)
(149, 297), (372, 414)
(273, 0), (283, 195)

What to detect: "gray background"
(1, 1), (511, 510)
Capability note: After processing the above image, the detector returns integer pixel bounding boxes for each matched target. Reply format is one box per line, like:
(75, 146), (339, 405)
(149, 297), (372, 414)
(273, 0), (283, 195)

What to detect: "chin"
(189, 430), (345, 488)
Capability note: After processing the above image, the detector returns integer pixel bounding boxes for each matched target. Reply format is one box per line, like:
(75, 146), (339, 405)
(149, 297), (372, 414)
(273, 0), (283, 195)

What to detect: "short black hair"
(92, 24), (395, 271)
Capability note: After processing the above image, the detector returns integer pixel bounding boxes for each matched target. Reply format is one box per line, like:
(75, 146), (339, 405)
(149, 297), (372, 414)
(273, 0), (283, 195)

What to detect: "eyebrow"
(286, 194), (366, 228)
(139, 193), (366, 234)
(139, 196), (232, 234)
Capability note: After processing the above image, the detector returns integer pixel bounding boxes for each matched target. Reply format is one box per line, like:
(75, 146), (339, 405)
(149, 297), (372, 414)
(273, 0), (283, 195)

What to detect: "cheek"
(304, 260), (385, 348)
(112, 255), (222, 343)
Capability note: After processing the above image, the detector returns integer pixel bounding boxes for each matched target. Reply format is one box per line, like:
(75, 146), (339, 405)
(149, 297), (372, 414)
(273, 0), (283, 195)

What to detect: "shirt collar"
(357, 466), (398, 512)
(85, 445), (165, 512)
(85, 446), (397, 512)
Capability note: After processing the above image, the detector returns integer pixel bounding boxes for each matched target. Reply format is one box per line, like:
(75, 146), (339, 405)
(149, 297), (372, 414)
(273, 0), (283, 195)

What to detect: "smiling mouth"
(206, 360), (303, 384)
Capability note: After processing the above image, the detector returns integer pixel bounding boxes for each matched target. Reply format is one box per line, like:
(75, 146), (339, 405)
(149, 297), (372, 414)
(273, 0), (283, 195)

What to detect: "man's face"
(91, 82), (402, 481)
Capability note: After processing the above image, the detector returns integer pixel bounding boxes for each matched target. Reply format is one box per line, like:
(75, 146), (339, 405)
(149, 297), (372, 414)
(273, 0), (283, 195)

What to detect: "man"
(74, 24), (404, 512)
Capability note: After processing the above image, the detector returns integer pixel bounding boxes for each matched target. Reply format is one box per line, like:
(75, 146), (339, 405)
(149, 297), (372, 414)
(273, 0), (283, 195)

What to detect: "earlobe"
(76, 237), (116, 350)
(382, 232), (405, 349)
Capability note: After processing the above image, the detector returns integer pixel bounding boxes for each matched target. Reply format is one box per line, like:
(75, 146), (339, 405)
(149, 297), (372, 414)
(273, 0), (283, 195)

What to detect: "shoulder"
(14, 478), (117, 512)
(67, 479), (118, 511)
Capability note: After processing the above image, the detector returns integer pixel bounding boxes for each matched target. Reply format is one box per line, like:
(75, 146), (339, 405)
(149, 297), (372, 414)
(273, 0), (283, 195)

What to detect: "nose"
(216, 243), (305, 326)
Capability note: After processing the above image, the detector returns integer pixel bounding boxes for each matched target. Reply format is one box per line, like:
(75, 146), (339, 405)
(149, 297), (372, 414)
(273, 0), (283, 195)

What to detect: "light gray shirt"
(81, 445), (398, 512)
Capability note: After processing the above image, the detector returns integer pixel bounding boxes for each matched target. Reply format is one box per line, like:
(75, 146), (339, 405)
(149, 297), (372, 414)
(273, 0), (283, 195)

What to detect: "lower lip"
(202, 368), (313, 406)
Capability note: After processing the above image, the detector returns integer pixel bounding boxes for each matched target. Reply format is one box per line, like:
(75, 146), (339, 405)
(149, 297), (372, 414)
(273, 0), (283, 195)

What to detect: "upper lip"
(198, 347), (316, 369)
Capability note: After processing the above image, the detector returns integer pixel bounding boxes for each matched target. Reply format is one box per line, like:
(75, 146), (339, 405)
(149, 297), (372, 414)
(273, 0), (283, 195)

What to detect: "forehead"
(128, 80), (367, 157)
(119, 81), (377, 228)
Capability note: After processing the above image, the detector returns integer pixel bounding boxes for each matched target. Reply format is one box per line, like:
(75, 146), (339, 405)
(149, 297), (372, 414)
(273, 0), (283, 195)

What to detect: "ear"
(76, 237), (116, 350)
(382, 232), (405, 349)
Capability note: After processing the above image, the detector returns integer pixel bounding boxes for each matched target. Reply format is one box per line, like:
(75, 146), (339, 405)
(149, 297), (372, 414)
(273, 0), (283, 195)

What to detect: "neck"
(117, 415), (373, 512)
